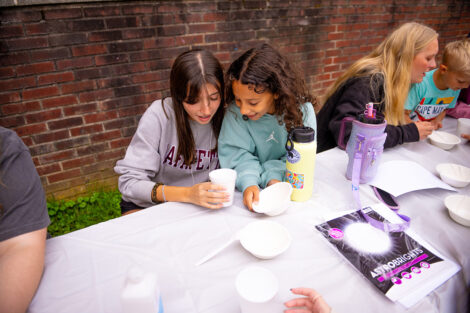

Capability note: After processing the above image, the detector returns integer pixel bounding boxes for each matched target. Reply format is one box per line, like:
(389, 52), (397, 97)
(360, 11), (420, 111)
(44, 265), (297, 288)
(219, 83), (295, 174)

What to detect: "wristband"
(151, 182), (163, 204)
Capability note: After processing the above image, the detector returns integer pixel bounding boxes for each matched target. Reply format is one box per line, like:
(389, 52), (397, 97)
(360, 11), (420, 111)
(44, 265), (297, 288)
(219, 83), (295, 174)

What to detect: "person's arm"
(152, 183), (228, 209)
(0, 128), (50, 313)
(114, 102), (166, 207)
(383, 122), (421, 148)
(0, 228), (47, 313)
(218, 106), (263, 211)
(431, 110), (446, 129)
(404, 110), (413, 123)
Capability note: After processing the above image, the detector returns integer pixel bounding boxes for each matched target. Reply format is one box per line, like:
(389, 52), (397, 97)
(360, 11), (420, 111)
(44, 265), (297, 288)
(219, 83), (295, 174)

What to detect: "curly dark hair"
(225, 43), (317, 130)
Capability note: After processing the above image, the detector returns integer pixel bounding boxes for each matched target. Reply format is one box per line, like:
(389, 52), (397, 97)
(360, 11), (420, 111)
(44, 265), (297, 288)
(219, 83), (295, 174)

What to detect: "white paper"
(369, 160), (456, 197)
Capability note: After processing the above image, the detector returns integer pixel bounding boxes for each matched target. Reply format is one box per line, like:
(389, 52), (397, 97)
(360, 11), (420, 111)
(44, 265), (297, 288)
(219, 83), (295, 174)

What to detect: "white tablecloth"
(30, 118), (469, 313)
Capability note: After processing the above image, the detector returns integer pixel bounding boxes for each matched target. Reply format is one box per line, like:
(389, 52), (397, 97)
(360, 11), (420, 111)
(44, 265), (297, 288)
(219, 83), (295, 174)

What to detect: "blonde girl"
(317, 22), (439, 152)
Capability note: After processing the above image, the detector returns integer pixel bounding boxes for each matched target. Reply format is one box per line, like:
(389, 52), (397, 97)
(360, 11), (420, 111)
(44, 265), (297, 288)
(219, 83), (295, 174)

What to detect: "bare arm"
(123, 183), (230, 215)
(414, 121), (436, 140)
(0, 228), (47, 313)
(404, 110), (413, 124)
(431, 110), (446, 129)
(159, 183), (229, 209)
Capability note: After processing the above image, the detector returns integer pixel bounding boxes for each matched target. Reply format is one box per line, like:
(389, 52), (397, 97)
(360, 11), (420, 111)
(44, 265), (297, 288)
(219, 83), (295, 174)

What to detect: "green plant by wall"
(47, 190), (121, 237)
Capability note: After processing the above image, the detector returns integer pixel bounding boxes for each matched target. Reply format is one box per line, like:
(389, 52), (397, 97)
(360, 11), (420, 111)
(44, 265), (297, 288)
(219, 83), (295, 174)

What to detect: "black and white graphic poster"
(315, 204), (460, 308)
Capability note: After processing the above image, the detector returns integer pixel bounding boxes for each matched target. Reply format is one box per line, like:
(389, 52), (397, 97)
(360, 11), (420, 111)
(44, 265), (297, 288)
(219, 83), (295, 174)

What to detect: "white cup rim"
(235, 265), (279, 303)
(209, 168), (237, 180)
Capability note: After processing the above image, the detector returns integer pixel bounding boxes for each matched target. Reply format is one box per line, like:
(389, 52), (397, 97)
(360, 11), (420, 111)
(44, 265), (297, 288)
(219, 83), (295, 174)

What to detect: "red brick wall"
(1, 1), (469, 198)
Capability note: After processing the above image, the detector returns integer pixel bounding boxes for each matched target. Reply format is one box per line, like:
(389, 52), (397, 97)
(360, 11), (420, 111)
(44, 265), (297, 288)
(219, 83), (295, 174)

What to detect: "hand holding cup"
(209, 169), (237, 207)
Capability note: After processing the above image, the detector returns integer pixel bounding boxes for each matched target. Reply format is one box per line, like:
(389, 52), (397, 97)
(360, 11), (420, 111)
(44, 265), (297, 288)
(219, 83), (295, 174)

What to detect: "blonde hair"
(442, 39), (470, 76)
(322, 22), (438, 125)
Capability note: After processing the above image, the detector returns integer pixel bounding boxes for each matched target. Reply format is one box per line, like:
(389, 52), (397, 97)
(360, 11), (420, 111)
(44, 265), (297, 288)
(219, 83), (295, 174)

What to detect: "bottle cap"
(292, 126), (315, 143)
(358, 111), (385, 124)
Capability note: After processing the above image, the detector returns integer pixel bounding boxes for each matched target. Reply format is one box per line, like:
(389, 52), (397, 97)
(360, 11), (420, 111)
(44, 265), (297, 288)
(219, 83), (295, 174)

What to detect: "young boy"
(405, 39), (470, 128)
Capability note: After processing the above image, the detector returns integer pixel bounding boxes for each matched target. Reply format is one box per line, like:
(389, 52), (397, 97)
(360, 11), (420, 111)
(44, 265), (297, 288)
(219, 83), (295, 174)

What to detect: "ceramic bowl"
(436, 163), (470, 188)
(445, 195), (470, 227)
(252, 182), (292, 216)
(428, 131), (461, 150)
(239, 220), (292, 259)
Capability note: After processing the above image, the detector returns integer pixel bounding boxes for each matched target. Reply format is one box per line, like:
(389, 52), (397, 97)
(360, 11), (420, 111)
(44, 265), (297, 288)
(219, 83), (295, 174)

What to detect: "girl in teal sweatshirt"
(218, 43), (317, 211)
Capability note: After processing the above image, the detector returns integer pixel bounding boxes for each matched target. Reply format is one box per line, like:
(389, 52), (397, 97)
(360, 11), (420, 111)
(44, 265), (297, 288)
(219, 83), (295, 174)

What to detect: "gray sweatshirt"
(114, 98), (219, 207)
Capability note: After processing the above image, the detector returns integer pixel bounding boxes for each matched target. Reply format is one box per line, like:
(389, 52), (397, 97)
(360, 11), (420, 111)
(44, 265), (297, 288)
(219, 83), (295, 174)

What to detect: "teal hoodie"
(218, 102), (317, 193)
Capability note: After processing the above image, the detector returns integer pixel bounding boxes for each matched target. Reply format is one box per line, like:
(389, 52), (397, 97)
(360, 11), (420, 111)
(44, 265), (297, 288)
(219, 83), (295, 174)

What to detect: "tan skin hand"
(243, 185), (260, 211)
(430, 111), (445, 129)
(124, 182), (230, 216)
(267, 179), (280, 186)
(462, 133), (470, 140)
(404, 110), (413, 124)
(187, 182), (229, 209)
(414, 121), (436, 140)
(284, 287), (331, 313)
(243, 179), (280, 211)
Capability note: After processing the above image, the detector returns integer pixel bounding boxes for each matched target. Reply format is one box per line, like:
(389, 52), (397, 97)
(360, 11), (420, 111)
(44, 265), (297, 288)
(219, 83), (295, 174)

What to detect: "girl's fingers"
(284, 298), (310, 307)
(207, 183), (227, 191)
(284, 309), (311, 313)
(290, 287), (320, 298)
(203, 202), (224, 210)
(284, 298), (315, 310)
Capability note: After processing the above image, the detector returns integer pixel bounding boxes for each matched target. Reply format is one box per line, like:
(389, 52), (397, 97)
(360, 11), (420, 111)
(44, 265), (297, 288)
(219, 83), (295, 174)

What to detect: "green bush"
(47, 190), (121, 237)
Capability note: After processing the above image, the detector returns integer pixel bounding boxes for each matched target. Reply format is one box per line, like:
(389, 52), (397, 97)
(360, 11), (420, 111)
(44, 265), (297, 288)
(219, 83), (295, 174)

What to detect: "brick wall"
(1, 0), (469, 199)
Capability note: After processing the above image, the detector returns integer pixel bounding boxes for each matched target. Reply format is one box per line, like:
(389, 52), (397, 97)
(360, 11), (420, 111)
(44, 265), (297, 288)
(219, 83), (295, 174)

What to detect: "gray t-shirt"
(114, 98), (219, 207)
(0, 127), (50, 241)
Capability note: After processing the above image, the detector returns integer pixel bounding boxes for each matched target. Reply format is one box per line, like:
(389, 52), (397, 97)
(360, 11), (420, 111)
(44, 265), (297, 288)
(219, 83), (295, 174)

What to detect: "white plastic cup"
(209, 168), (237, 207)
(457, 118), (470, 143)
(235, 265), (279, 313)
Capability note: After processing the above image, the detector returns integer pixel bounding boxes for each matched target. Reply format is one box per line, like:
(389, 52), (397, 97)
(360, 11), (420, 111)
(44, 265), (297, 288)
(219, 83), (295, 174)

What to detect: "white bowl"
(252, 182), (292, 216)
(428, 131), (461, 150)
(445, 195), (470, 227)
(239, 220), (292, 259)
(436, 163), (470, 188)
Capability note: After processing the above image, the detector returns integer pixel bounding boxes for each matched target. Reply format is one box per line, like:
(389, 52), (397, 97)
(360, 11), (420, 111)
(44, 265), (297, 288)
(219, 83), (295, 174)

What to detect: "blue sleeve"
(302, 102), (317, 134)
(218, 107), (262, 192)
(259, 102), (317, 188)
(405, 84), (422, 112)
(260, 158), (286, 187)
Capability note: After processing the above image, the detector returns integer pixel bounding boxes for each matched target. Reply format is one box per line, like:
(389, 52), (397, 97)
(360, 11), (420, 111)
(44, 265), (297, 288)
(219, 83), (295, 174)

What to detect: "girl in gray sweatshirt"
(115, 50), (229, 214)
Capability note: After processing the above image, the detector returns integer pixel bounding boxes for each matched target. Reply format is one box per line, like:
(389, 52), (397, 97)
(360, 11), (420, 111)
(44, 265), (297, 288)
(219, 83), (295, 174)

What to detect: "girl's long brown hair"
(225, 43), (316, 130)
(170, 49), (225, 166)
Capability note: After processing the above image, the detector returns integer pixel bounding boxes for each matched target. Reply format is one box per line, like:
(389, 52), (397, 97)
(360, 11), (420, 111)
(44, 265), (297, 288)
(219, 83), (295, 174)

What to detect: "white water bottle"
(121, 266), (164, 313)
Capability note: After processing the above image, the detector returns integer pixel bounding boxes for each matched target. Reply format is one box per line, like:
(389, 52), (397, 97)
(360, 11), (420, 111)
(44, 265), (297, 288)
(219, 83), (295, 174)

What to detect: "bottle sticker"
(287, 148), (301, 164)
(286, 169), (304, 189)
